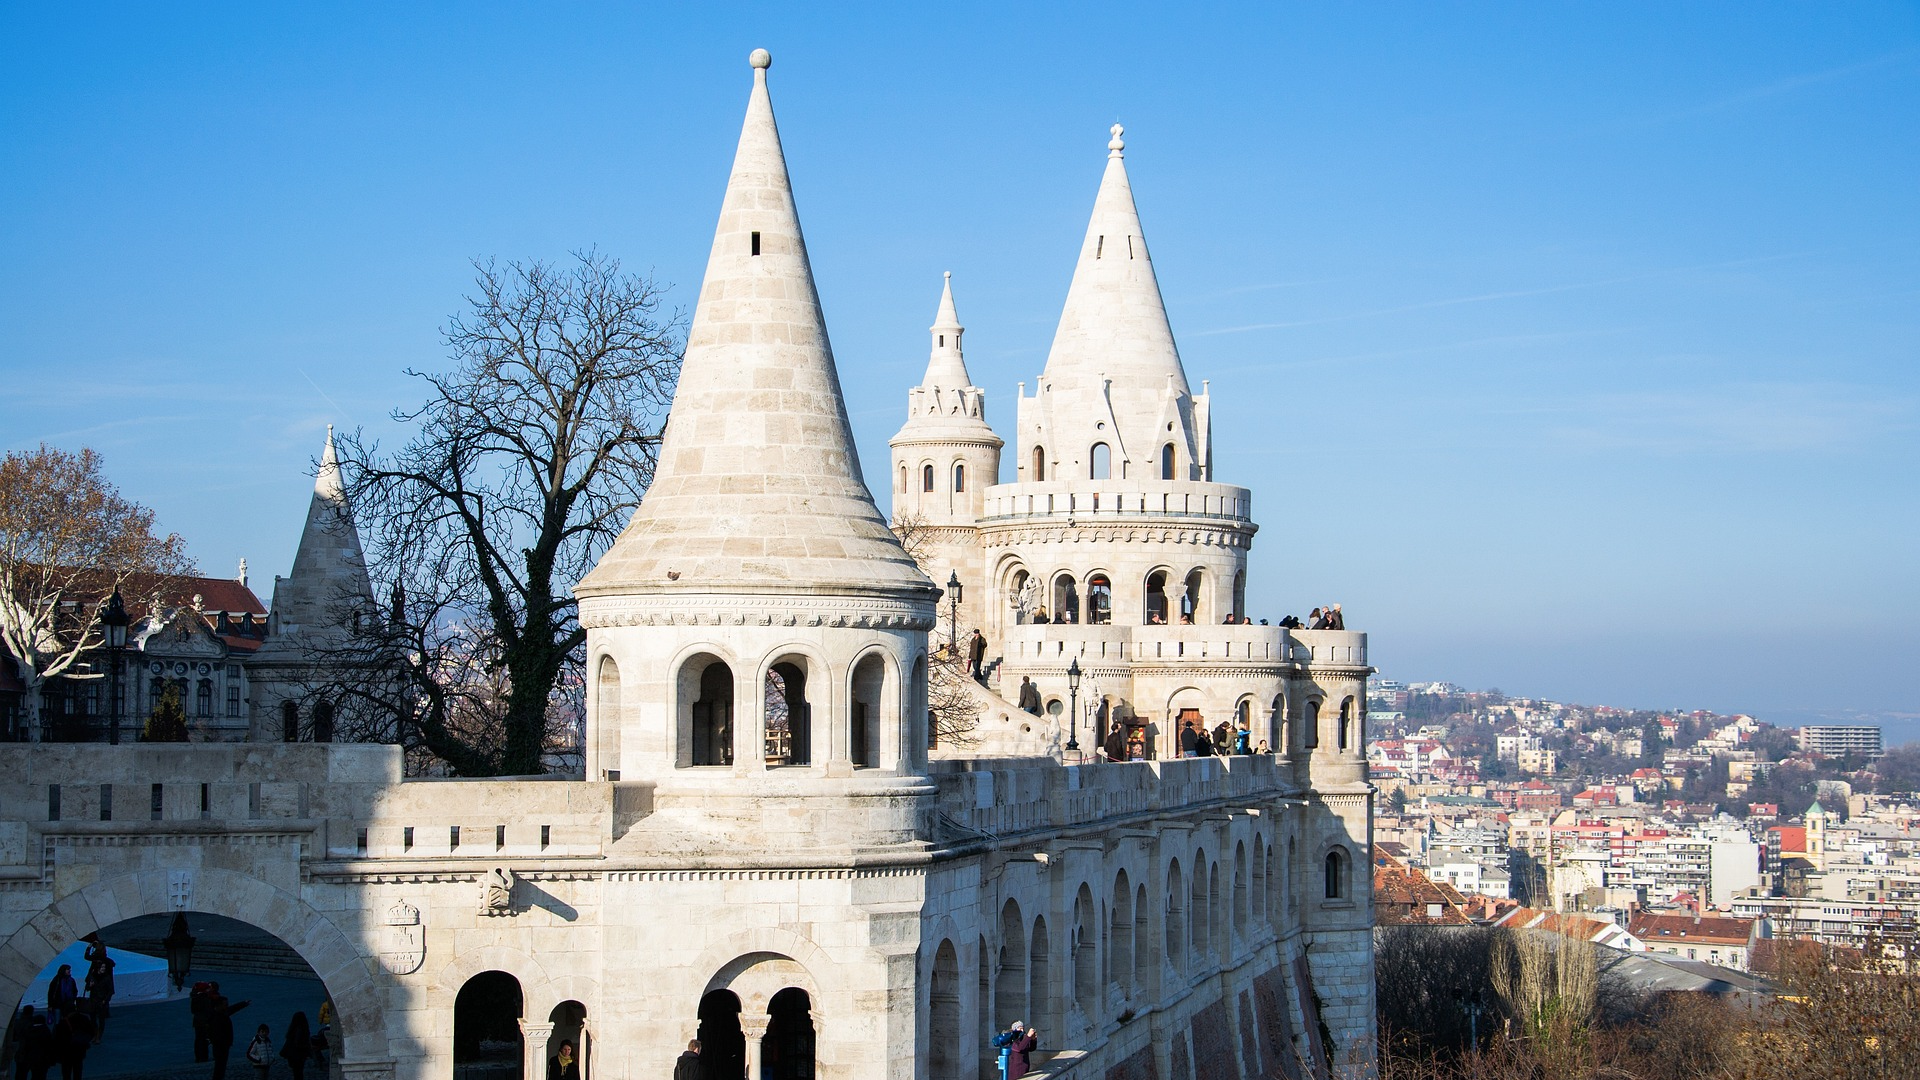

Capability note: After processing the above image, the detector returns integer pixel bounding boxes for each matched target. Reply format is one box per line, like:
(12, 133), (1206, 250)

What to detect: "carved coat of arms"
(379, 900), (425, 975)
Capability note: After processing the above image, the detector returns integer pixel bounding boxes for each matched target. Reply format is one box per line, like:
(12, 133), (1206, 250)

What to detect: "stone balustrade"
(930, 755), (1299, 840)
(978, 480), (1253, 523)
(1001, 625), (1368, 668)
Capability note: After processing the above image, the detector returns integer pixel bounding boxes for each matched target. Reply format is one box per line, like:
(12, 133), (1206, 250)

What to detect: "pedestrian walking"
(280, 1013), (312, 1080)
(246, 1024), (273, 1080)
(53, 1012), (91, 1080)
(20, 1012), (52, 1080)
(1017, 677), (1042, 716)
(191, 984), (212, 1063)
(672, 1040), (701, 1080)
(967, 630), (987, 679)
(80, 955), (112, 1044)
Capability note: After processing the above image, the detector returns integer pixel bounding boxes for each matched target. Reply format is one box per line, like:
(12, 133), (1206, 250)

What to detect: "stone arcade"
(0, 52), (1375, 1080)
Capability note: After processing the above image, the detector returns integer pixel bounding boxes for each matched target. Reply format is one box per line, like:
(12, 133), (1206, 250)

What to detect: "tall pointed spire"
(580, 50), (931, 600)
(1039, 124), (1189, 393)
(921, 271), (971, 391)
(257, 425), (374, 647)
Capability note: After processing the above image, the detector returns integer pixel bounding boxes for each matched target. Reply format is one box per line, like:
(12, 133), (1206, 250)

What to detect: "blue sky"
(3, 4), (1916, 729)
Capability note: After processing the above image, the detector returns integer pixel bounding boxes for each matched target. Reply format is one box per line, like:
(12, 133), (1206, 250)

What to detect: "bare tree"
(889, 513), (980, 748)
(333, 251), (682, 776)
(0, 445), (195, 740)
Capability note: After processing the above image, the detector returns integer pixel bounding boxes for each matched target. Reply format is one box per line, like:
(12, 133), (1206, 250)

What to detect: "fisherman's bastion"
(0, 52), (1376, 1080)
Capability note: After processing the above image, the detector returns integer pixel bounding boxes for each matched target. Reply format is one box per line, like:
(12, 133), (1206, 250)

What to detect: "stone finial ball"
(749, 48), (772, 70)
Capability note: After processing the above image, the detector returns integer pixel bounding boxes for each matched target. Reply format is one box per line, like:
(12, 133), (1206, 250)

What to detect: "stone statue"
(480, 867), (514, 916)
(1013, 578), (1037, 623)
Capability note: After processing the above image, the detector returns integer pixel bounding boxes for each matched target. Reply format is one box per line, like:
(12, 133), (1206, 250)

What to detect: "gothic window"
(690, 661), (734, 767)
(1032, 446), (1045, 481)
(953, 463), (965, 492)
(1326, 848), (1350, 900)
(922, 464), (935, 493)
(1090, 442), (1110, 480)
(1161, 443), (1175, 480)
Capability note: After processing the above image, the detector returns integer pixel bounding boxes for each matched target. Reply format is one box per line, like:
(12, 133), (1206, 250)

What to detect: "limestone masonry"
(0, 51), (1376, 1080)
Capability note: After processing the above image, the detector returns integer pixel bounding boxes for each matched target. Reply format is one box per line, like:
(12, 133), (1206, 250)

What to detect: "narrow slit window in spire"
(751, 231), (761, 256)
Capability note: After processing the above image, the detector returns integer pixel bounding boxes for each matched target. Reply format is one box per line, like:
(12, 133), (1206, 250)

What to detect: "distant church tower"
(248, 426), (378, 742)
(888, 273), (1002, 641)
(576, 50), (939, 837)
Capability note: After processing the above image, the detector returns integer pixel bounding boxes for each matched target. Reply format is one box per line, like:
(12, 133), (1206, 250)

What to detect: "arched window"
(596, 655), (622, 779)
(1072, 885), (1097, 1016)
(995, 902), (1028, 1032)
(691, 661), (734, 766)
(1109, 871), (1134, 994)
(281, 700), (299, 743)
(1338, 697), (1354, 751)
(1032, 446), (1045, 481)
(1182, 568), (1204, 623)
(1010, 568), (1031, 624)
(1304, 699), (1321, 749)
(1165, 860), (1186, 970)
(1161, 442), (1175, 480)
(196, 679), (213, 717)
(1053, 573), (1080, 624)
(764, 661), (811, 766)
(850, 652), (888, 768)
(953, 463), (965, 492)
(312, 701), (334, 742)
(1326, 848), (1350, 900)
(898, 464), (907, 493)
(1144, 570), (1168, 625)
(1087, 574), (1112, 625)
(929, 942), (961, 1080)
(454, 972), (524, 1080)
(1191, 854), (1210, 961)
(1270, 694), (1286, 755)
(922, 464), (935, 492)
(1090, 443), (1110, 480)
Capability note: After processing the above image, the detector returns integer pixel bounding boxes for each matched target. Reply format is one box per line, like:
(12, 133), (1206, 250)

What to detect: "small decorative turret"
(889, 272), (1003, 527)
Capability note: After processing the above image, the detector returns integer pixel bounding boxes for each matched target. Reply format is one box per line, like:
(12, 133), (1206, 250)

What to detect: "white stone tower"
(888, 273), (1003, 642)
(576, 49), (939, 844)
(249, 426), (378, 741)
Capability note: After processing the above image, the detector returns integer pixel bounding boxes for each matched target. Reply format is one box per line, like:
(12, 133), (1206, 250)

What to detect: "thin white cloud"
(1638, 49), (1920, 126)
(1519, 382), (1916, 454)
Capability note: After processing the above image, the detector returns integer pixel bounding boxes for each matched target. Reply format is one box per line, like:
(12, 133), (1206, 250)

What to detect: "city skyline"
(3, 5), (1915, 724)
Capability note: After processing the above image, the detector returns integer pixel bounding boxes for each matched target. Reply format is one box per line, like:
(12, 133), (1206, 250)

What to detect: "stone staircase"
(98, 912), (315, 980)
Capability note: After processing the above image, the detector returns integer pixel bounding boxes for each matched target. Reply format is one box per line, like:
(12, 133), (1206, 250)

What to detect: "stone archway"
(0, 868), (383, 1064)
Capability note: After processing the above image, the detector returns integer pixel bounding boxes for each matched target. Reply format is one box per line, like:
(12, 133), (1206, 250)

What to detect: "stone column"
(740, 1014), (770, 1080)
(520, 1021), (554, 1080)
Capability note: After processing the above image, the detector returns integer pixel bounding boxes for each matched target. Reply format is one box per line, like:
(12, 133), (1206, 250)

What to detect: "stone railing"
(930, 755), (1294, 839)
(1001, 625), (1367, 668)
(978, 480), (1253, 524)
(0, 744), (648, 867)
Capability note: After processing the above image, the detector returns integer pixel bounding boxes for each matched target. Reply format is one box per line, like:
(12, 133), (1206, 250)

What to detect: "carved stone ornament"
(379, 899), (425, 975)
(478, 867), (515, 917)
(168, 870), (193, 910)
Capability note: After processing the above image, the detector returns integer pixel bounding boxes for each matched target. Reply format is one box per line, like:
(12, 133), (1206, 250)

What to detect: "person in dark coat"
(204, 993), (251, 1080)
(1179, 721), (1199, 756)
(190, 984), (212, 1062)
(546, 1040), (579, 1080)
(1328, 604), (1344, 630)
(44, 968), (77, 1027)
(1005, 1023), (1038, 1080)
(1103, 725), (1127, 763)
(1017, 677), (1042, 716)
(13, 1007), (39, 1080)
(20, 1013), (53, 1080)
(81, 953), (112, 1044)
(1193, 732), (1215, 757)
(672, 1040), (701, 1080)
(967, 630), (987, 679)
(52, 1012), (91, 1080)
(280, 1012), (313, 1080)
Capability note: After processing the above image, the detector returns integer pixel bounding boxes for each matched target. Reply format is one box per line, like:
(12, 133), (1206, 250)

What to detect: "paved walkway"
(34, 969), (331, 1080)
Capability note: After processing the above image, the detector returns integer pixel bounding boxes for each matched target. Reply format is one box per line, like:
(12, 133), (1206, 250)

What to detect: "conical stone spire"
(259, 425), (375, 647)
(1040, 124), (1190, 393)
(923, 271), (970, 391)
(579, 50), (932, 600)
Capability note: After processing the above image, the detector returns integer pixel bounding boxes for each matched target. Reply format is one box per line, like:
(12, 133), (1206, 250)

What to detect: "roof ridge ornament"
(1109, 123), (1125, 159)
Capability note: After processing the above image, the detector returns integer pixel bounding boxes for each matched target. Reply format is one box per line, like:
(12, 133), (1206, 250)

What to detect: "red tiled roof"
(1627, 913), (1755, 946)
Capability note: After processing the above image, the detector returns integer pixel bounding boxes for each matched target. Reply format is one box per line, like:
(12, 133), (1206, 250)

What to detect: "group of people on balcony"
(1275, 604), (1344, 631)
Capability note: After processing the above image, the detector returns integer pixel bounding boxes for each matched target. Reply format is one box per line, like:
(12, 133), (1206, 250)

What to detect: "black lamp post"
(99, 590), (130, 745)
(1065, 656), (1082, 752)
(946, 570), (962, 657)
(162, 911), (195, 991)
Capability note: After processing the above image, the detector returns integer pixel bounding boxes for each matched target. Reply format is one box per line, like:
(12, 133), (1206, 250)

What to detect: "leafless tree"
(332, 250), (682, 776)
(0, 445), (195, 740)
(889, 513), (980, 748)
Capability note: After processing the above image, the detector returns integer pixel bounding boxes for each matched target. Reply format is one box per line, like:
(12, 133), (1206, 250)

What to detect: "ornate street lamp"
(162, 912), (195, 991)
(99, 590), (130, 745)
(946, 570), (962, 657)
(1065, 656), (1082, 752)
